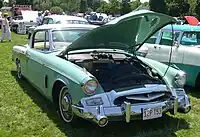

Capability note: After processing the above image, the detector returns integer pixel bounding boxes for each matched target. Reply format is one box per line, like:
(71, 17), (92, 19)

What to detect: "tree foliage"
(149, 0), (167, 14)
(50, 6), (64, 14)
(195, 0), (200, 18)
(0, 0), (3, 8)
(80, 0), (87, 13)
(167, 0), (190, 17)
(10, 0), (200, 19)
(121, 0), (131, 15)
(130, 0), (142, 10)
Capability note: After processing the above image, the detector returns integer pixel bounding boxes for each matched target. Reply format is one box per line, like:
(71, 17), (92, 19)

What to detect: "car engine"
(69, 51), (164, 92)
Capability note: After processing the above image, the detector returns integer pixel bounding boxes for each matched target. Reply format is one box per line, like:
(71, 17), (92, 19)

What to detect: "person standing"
(36, 12), (42, 26)
(1, 13), (11, 42)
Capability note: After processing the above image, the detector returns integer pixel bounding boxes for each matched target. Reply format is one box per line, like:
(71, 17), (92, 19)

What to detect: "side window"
(42, 18), (49, 25)
(33, 30), (49, 51)
(48, 19), (54, 24)
(160, 31), (180, 46)
(146, 31), (159, 44)
(181, 32), (200, 46)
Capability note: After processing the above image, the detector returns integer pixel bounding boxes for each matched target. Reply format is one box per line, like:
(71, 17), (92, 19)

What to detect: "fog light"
(98, 117), (108, 127)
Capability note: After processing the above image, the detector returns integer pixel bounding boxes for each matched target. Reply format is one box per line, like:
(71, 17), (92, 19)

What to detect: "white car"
(27, 15), (89, 39)
(140, 24), (200, 88)
(11, 10), (38, 34)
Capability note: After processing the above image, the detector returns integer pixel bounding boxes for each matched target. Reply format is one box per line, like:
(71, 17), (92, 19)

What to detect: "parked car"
(27, 15), (89, 39)
(141, 24), (200, 88)
(11, 10), (38, 34)
(12, 10), (191, 127)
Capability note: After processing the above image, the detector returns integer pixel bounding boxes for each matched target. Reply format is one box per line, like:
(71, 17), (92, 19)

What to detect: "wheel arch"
(195, 72), (200, 88)
(52, 79), (68, 103)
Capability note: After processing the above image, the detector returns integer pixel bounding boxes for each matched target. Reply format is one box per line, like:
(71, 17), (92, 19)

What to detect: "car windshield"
(52, 29), (90, 50)
(180, 32), (200, 46)
(62, 20), (89, 24)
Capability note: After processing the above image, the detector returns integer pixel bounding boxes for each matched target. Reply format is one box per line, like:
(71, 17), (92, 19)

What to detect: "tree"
(87, 0), (93, 8)
(121, 0), (131, 15)
(80, 0), (87, 12)
(92, 0), (101, 11)
(60, 2), (68, 11)
(96, 0), (109, 13)
(187, 0), (196, 15)
(143, 1), (149, 7)
(40, 1), (52, 11)
(130, 0), (141, 10)
(50, 6), (64, 14)
(166, 0), (190, 17)
(108, 0), (121, 15)
(149, 0), (167, 14)
(195, 0), (200, 18)
(0, 0), (3, 8)
(15, 0), (32, 5)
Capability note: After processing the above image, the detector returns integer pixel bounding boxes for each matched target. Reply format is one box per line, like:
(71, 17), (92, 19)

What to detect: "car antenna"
(162, 23), (174, 78)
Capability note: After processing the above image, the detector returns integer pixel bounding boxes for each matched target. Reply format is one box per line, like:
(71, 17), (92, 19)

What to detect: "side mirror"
(173, 41), (179, 47)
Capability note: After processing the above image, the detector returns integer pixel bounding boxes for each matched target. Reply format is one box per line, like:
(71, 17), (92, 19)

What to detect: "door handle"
(154, 46), (157, 49)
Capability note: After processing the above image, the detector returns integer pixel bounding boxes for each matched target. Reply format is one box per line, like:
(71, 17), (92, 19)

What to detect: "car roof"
(44, 15), (88, 22)
(34, 24), (98, 31)
(162, 24), (200, 32)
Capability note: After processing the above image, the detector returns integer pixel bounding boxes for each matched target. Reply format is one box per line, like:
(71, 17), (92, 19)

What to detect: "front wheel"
(16, 60), (23, 79)
(58, 86), (75, 123)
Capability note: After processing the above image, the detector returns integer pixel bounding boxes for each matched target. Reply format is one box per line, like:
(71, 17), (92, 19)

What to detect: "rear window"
(180, 32), (200, 46)
(57, 20), (89, 24)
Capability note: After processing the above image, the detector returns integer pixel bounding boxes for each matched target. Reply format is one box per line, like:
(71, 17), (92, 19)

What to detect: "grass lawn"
(0, 32), (200, 137)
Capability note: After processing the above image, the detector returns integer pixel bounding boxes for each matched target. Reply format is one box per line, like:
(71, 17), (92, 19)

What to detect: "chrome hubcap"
(16, 61), (22, 79)
(59, 88), (73, 123)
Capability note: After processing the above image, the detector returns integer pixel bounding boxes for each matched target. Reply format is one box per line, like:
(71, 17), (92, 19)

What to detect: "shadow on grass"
(11, 70), (191, 137)
(184, 85), (200, 98)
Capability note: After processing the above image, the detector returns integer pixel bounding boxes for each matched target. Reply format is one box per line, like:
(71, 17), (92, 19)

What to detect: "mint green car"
(12, 10), (191, 127)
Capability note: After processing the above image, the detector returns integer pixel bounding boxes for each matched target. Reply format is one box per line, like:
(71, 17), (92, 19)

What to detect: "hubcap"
(16, 61), (22, 79)
(59, 88), (74, 123)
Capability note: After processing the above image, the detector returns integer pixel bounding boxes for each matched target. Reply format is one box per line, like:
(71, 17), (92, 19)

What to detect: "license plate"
(143, 106), (162, 120)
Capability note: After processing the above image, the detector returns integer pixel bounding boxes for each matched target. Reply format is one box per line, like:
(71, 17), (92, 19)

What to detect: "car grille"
(113, 92), (171, 106)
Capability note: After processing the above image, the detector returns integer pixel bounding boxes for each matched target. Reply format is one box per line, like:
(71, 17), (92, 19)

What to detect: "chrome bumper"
(72, 87), (191, 127)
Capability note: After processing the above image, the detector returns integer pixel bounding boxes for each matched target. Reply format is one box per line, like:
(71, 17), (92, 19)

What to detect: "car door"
(26, 30), (50, 92)
(144, 31), (161, 59)
(155, 30), (184, 64)
(146, 30), (184, 65)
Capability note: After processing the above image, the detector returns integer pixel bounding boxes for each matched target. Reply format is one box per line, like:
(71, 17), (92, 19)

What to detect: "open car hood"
(64, 10), (176, 54)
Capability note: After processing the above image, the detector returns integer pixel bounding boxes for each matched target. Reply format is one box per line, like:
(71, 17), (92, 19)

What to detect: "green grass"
(0, 33), (200, 137)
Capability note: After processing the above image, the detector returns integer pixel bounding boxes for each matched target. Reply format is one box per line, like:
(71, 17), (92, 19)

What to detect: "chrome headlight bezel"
(174, 71), (186, 88)
(81, 77), (98, 95)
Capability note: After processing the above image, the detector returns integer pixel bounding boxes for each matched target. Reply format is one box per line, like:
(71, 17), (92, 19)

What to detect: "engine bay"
(68, 51), (164, 92)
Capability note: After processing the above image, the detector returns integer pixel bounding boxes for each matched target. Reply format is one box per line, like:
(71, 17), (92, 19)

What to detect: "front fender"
(138, 56), (182, 88)
(12, 45), (28, 62)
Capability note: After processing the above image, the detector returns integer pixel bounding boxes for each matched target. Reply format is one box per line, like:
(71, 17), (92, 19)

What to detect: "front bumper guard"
(72, 90), (191, 127)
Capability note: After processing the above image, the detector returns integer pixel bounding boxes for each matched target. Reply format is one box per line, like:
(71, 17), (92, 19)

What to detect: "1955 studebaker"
(12, 10), (191, 127)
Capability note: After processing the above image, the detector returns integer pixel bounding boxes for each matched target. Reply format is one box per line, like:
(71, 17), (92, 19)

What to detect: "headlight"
(85, 97), (103, 106)
(83, 79), (98, 95)
(174, 71), (186, 88)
